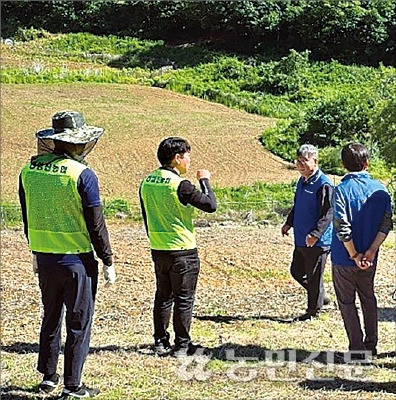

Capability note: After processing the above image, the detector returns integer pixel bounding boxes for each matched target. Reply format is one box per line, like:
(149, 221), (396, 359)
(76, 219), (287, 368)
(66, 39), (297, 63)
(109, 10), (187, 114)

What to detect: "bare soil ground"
(1, 81), (394, 399)
(1, 84), (297, 204)
(1, 223), (395, 400)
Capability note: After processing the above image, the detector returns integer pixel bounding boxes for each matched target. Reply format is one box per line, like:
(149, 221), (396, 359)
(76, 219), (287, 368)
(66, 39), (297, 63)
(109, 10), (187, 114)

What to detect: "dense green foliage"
(2, 0), (396, 66)
(373, 95), (396, 167)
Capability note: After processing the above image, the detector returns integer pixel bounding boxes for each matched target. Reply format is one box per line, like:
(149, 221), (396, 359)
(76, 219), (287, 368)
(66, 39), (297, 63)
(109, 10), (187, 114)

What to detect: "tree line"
(2, 0), (396, 66)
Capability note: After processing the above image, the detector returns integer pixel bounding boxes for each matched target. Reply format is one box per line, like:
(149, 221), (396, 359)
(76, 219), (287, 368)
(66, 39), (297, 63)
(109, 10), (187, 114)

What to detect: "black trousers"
(332, 264), (378, 352)
(290, 246), (329, 311)
(37, 252), (98, 387)
(152, 249), (200, 349)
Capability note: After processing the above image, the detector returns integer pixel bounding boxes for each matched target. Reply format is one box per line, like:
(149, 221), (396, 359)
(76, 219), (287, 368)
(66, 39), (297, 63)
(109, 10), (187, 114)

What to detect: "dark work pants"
(37, 252), (98, 387)
(290, 246), (329, 311)
(332, 264), (378, 352)
(152, 249), (200, 349)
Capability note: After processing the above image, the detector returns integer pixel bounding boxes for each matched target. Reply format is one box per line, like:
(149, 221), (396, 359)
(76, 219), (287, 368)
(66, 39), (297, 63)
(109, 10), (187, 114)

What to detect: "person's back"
(140, 168), (195, 251)
(331, 148), (392, 267)
(19, 110), (115, 398)
(21, 152), (92, 253)
(331, 142), (393, 362)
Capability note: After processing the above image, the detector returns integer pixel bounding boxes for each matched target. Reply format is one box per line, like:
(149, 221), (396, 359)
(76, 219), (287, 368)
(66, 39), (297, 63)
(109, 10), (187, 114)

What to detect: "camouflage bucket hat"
(35, 111), (104, 144)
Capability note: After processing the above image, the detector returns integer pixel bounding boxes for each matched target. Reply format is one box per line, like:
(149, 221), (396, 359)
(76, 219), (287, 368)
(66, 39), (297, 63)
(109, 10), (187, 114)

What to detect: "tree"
(373, 97), (396, 167)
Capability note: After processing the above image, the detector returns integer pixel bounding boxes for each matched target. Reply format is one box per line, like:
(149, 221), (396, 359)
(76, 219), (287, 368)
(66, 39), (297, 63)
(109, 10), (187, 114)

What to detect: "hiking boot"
(293, 309), (318, 322)
(153, 338), (172, 356)
(61, 384), (100, 398)
(39, 372), (60, 393)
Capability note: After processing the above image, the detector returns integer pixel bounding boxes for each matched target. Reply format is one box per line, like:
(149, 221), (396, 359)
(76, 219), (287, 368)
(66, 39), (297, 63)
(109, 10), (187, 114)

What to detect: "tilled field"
(1, 223), (395, 400)
(1, 84), (298, 205)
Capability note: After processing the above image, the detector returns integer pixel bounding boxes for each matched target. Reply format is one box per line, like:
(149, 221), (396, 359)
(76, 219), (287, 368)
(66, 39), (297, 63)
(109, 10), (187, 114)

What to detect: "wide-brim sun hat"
(35, 110), (105, 144)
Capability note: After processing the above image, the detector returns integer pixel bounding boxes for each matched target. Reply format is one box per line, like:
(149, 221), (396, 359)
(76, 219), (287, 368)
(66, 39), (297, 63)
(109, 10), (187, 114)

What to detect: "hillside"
(1, 83), (298, 204)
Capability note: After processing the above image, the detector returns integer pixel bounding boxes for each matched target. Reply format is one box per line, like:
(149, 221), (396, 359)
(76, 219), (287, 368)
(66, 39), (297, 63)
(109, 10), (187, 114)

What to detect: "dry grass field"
(1, 84), (395, 399)
(1, 223), (395, 400)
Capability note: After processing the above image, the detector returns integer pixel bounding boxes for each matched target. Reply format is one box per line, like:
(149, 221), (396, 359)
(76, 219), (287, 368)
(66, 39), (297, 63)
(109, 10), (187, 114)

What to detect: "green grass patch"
(227, 267), (290, 281)
(214, 182), (295, 223)
(1, 183), (295, 228)
(0, 202), (22, 228)
(382, 232), (396, 250)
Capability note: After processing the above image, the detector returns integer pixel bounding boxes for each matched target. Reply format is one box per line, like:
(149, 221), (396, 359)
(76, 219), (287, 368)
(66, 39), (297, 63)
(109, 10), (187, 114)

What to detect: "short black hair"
(341, 143), (370, 172)
(157, 137), (191, 166)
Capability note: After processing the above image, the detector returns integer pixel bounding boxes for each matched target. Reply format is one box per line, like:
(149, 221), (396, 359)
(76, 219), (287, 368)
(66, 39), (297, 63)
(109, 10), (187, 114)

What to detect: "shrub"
(14, 27), (50, 41)
(372, 96), (396, 167)
(103, 198), (131, 219)
(318, 146), (344, 176)
(261, 118), (301, 162)
(298, 94), (374, 148)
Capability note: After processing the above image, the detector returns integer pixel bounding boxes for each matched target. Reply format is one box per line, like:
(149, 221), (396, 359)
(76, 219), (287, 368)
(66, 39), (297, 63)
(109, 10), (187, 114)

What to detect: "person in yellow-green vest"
(19, 111), (115, 399)
(140, 137), (217, 358)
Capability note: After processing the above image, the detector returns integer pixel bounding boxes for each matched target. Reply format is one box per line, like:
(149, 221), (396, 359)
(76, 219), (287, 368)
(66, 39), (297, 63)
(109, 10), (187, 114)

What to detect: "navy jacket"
(288, 169), (334, 247)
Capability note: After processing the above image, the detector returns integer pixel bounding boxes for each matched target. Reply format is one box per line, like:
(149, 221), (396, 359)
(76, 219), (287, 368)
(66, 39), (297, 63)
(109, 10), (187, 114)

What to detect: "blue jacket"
(293, 169), (333, 247)
(331, 171), (392, 266)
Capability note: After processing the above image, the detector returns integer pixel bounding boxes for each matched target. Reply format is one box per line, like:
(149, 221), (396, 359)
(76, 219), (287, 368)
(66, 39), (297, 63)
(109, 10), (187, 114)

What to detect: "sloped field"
(2, 83), (394, 400)
(1, 83), (297, 204)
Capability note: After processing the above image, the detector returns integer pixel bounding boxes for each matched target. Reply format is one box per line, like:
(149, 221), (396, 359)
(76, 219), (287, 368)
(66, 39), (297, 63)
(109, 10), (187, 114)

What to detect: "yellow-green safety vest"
(140, 168), (196, 250)
(20, 153), (92, 254)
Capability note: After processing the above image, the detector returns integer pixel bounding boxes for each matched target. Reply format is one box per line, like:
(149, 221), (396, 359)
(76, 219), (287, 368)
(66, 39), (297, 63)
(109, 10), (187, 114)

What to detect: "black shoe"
(365, 348), (377, 358)
(293, 309), (317, 322)
(153, 338), (172, 356)
(61, 384), (100, 398)
(323, 296), (331, 306)
(39, 372), (60, 393)
(172, 343), (204, 359)
(335, 351), (373, 365)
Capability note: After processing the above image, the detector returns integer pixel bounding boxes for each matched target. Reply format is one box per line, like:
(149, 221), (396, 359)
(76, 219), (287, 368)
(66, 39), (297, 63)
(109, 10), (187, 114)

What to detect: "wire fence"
(1, 199), (291, 228)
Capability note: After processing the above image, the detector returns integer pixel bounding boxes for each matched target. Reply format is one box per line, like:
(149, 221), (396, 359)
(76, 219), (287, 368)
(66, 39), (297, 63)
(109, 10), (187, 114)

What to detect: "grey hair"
(297, 144), (318, 159)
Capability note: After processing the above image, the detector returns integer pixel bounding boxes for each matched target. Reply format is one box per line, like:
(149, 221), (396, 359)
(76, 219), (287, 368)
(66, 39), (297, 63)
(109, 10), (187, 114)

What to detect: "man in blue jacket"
(332, 143), (393, 362)
(282, 144), (333, 321)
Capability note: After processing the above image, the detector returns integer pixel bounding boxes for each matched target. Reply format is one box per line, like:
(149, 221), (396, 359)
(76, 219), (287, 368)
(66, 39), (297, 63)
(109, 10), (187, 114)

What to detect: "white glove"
(103, 264), (116, 286)
(33, 254), (38, 274)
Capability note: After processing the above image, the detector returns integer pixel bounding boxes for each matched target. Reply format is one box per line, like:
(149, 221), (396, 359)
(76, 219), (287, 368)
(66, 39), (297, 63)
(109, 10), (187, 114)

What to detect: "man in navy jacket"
(282, 144), (334, 321)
